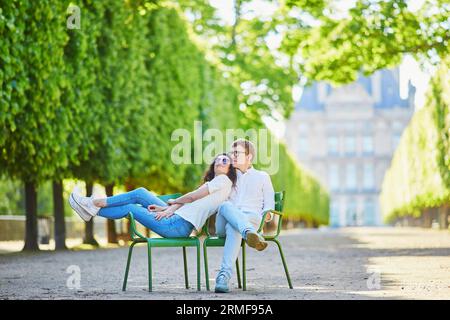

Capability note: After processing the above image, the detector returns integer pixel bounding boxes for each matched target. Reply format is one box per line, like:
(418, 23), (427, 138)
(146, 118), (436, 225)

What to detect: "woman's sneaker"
(70, 192), (100, 217)
(68, 193), (92, 222)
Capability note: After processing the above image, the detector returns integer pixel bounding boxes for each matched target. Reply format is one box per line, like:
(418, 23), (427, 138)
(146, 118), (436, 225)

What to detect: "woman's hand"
(148, 204), (167, 212)
(155, 207), (175, 220)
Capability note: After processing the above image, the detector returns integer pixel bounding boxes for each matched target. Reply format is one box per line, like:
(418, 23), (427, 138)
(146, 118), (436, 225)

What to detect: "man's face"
(230, 145), (249, 169)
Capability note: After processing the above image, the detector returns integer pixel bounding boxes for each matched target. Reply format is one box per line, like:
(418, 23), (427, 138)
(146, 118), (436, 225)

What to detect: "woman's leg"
(98, 204), (194, 238)
(95, 187), (167, 209)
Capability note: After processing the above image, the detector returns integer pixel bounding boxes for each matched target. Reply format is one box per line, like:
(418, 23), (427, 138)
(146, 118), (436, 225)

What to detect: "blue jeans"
(98, 188), (194, 238)
(215, 201), (261, 279)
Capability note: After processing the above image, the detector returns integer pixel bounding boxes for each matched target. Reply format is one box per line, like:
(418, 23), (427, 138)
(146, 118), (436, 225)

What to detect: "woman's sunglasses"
(215, 156), (230, 165)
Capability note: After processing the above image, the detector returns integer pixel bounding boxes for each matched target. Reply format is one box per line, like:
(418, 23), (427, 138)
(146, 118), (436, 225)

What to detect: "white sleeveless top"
(174, 174), (232, 231)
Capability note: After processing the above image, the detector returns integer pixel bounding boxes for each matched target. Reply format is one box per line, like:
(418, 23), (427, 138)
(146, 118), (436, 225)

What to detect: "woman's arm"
(154, 203), (183, 220)
(168, 184), (209, 205)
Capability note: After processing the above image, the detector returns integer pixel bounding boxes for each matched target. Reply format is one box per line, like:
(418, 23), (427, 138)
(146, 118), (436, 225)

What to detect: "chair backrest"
(157, 193), (182, 203)
(274, 191), (285, 212)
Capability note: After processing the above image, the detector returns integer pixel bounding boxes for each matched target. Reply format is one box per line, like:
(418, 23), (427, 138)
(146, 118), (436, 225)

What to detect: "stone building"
(285, 68), (415, 226)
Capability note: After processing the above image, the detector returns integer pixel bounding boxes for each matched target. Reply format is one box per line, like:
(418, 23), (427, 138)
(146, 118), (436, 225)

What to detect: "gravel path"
(1, 227), (449, 300)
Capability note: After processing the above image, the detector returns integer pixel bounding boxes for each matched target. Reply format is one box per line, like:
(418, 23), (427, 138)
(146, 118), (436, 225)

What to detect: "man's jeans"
(98, 187), (194, 238)
(215, 201), (261, 280)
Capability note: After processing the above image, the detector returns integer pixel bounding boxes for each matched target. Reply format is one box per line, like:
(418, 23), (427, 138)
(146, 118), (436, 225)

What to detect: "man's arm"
(262, 173), (275, 221)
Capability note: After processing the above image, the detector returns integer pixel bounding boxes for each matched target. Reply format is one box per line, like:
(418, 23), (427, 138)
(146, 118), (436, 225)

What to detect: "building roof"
(296, 68), (415, 111)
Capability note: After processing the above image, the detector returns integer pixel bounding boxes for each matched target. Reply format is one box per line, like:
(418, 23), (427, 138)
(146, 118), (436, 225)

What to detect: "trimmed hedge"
(0, 2), (329, 226)
(380, 57), (450, 222)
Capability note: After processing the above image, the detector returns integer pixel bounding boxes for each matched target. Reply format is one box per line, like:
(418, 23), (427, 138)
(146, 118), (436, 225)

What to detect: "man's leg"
(215, 222), (242, 293)
(217, 201), (257, 239)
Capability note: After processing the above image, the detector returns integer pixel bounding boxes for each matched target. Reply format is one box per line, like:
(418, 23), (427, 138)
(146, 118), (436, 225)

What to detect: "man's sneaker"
(214, 273), (230, 293)
(246, 232), (268, 251)
(71, 192), (99, 217)
(68, 193), (92, 222)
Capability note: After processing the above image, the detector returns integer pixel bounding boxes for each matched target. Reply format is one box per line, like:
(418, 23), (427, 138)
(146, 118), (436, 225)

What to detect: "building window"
(346, 199), (357, 226)
(327, 136), (339, 155)
(344, 136), (356, 156)
(298, 136), (309, 156)
(363, 163), (374, 190)
(328, 164), (340, 191)
(363, 199), (376, 225)
(346, 163), (357, 191)
(362, 135), (373, 155)
(330, 201), (340, 227)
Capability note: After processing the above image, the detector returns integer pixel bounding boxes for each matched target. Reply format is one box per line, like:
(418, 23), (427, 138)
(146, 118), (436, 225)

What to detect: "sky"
(209, 0), (432, 137)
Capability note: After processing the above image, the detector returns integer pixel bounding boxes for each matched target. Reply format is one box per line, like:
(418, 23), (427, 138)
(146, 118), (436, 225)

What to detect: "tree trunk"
(105, 184), (118, 244)
(53, 180), (67, 250)
(23, 181), (39, 251)
(439, 204), (449, 230)
(83, 182), (99, 246)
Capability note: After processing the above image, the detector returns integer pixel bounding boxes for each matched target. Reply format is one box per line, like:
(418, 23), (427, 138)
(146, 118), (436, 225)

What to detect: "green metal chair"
(122, 193), (201, 292)
(203, 191), (293, 291)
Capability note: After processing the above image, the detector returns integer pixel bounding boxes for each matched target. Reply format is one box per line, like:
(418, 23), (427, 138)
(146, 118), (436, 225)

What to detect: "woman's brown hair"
(202, 153), (237, 187)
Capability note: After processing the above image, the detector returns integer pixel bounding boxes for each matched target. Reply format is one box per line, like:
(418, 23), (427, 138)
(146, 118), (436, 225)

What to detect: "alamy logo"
(67, 5), (81, 30)
(66, 265), (81, 290)
(171, 121), (280, 175)
(366, 268), (381, 290)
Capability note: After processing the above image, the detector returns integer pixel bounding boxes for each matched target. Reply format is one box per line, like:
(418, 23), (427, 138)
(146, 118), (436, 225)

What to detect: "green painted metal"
(203, 191), (293, 291)
(122, 193), (201, 292)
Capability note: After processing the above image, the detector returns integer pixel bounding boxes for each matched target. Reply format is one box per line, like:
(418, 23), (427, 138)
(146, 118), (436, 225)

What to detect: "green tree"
(0, 0), (70, 251)
(282, 0), (450, 84)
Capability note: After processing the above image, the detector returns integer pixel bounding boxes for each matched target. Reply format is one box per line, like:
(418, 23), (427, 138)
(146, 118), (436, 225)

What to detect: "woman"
(68, 153), (236, 238)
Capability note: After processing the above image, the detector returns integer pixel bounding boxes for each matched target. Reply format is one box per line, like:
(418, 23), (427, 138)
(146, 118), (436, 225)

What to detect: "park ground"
(0, 227), (449, 300)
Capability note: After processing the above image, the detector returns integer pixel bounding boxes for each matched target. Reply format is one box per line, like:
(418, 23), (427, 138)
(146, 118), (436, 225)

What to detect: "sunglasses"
(215, 156), (230, 165)
(227, 150), (247, 157)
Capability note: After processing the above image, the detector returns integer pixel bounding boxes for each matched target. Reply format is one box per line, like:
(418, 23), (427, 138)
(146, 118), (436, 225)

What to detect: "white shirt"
(175, 174), (232, 231)
(229, 167), (275, 217)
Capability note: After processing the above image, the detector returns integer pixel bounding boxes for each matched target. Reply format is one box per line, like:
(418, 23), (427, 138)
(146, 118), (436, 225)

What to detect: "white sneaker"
(68, 193), (92, 222)
(71, 192), (100, 217)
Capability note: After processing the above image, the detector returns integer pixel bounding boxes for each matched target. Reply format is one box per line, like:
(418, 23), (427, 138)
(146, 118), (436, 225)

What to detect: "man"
(214, 139), (275, 293)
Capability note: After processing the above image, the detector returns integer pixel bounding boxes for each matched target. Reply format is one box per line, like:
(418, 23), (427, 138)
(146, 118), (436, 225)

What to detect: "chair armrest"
(257, 209), (283, 234)
(127, 212), (146, 240)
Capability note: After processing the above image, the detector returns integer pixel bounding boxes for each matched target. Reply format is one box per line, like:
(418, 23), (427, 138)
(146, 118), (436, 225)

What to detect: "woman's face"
(213, 155), (231, 175)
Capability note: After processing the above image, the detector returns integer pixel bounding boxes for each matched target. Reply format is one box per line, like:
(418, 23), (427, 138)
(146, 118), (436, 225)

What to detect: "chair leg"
(236, 258), (242, 289)
(146, 240), (153, 292)
(196, 240), (201, 291)
(182, 247), (189, 289)
(273, 239), (293, 289)
(122, 241), (137, 291)
(242, 243), (247, 291)
(203, 239), (210, 291)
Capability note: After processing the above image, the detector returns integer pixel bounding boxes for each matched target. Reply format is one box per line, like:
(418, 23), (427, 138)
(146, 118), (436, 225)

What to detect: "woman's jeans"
(98, 187), (194, 238)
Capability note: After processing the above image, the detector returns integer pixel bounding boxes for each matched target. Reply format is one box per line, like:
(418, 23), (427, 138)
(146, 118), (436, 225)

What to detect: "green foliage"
(0, 1), (329, 226)
(283, 0), (450, 85)
(380, 57), (450, 222)
(0, 0), (71, 183)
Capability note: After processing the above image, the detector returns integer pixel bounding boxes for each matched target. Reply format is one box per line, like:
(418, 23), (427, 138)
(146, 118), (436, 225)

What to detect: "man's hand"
(264, 211), (273, 222)
(167, 199), (176, 205)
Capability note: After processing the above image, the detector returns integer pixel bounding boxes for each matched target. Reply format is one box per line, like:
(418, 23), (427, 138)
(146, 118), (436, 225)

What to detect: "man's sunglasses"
(215, 156), (230, 165)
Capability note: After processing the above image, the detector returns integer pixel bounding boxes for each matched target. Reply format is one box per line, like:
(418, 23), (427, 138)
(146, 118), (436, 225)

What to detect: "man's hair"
(232, 139), (256, 158)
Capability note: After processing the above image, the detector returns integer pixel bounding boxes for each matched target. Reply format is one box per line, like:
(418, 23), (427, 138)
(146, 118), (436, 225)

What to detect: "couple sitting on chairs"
(69, 139), (275, 293)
